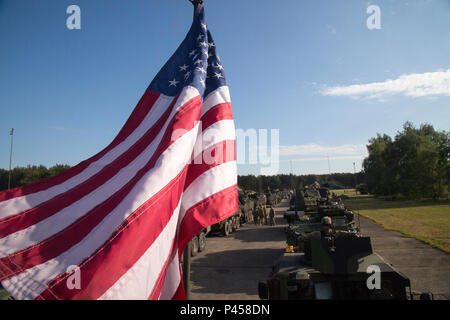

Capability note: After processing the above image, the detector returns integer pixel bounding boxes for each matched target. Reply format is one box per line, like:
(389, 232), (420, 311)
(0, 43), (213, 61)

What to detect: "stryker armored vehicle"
(289, 188), (322, 212)
(285, 204), (358, 252)
(266, 189), (283, 206)
(258, 231), (412, 300)
(318, 187), (330, 201)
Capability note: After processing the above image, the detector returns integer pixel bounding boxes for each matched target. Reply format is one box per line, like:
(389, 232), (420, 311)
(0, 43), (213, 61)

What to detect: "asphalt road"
(188, 199), (450, 300)
(189, 201), (289, 300)
(359, 216), (450, 299)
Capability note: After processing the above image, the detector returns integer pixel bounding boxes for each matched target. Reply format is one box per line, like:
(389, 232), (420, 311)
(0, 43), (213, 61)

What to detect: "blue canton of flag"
(148, 5), (227, 99)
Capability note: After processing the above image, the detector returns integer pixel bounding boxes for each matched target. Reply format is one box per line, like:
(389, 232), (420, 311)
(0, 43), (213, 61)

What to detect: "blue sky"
(1, 0), (449, 175)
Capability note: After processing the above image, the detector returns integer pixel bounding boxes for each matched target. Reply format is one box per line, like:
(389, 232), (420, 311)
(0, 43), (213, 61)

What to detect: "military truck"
(258, 232), (413, 300)
(211, 211), (241, 236)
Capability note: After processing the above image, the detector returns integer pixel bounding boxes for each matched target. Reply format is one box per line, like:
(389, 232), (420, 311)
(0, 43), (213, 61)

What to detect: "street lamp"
(8, 128), (14, 190)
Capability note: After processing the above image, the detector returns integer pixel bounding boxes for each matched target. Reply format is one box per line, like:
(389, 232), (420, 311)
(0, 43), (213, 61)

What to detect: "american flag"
(0, 4), (237, 300)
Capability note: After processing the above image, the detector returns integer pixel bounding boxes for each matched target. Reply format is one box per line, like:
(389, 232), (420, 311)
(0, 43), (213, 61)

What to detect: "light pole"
(353, 162), (357, 193)
(8, 128), (14, 190)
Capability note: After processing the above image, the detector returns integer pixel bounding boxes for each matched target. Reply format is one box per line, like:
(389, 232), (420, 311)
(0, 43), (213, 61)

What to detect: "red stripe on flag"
(38, 167), (189, 300)
(0, 93), (178, 238)
(177, 184), (238, 258)
(0, 90), (160, 202)
(200, 102), (233, 131)
(184, 140), (236, 189)
(0, 96), (202, 280)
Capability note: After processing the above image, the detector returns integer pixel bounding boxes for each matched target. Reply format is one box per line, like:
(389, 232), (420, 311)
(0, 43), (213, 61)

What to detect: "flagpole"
(182, 242), (192, 299)
(8, 128), (14, 190)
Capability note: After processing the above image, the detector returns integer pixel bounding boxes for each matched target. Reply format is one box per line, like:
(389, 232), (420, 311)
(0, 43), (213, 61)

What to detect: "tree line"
(1, 164), (364, 193)
(0, 164), (71, 191)
(238, 172), (365, 193)
(363, 122), (449, 199)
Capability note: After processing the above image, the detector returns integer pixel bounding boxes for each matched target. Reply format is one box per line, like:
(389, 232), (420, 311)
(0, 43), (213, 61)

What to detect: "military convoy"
(199, 188), (284, 255)
(259, 182), (424, 300)
(210, 188), (266, 236)
(258, 231), (412, 300)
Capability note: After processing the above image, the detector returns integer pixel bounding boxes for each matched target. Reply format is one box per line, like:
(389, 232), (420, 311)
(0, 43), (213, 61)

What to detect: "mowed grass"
(331, 189), (450, 253)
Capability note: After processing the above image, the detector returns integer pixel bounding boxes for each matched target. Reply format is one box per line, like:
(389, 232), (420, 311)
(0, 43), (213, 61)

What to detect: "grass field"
(331, 189), (450, 253)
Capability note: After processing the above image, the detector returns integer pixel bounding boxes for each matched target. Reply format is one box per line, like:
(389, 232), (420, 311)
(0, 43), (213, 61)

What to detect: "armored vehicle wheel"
(231, 217), (238, 231)
(228, 219), (234, 234)
(198, 232), (207, 252)
(223, 220), (230, 236)
(235, 216), (241, 229)
(191, 236), (199, 256)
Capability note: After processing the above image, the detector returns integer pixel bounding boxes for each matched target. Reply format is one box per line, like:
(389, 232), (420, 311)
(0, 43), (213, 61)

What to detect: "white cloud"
(321, 69), (450, 100)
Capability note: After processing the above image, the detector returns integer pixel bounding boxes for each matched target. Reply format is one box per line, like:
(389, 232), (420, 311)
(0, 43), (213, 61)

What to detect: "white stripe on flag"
(201, 86), (231, 117)
(99, 201), (181, 300)
(1, 121), (201, 299)
(178, 161), (237, 227)
(193, 119), (236, 159)
(0, 94), (174, 219)
(158, 249), (181, 300)
(0, 88), (200, 256)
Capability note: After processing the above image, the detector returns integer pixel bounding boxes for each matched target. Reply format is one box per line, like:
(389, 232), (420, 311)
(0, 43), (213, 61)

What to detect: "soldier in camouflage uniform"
(258, 205), (265, 226)
(320, 216), (335, 252)
(269, 205), (276, 226)
(253, 205), (259, 225)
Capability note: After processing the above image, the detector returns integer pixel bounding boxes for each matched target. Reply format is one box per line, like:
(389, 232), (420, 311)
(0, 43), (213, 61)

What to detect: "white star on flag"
(196, 67), (206, 74)
(168, 78), (179, 87)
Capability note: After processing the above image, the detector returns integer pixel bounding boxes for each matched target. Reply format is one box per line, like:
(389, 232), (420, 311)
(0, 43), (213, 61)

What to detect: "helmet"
(321, 216), (332, 226)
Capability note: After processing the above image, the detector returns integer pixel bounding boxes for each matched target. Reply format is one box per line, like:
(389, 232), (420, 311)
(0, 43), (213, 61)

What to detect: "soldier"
(258, 205), (265, 226)
(337, 198), (345, 209)
(252, 205), (259, 225)
(263, 206), (269, 225)
(269, 205), (276, 226)
(320, 216), (335, 252)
